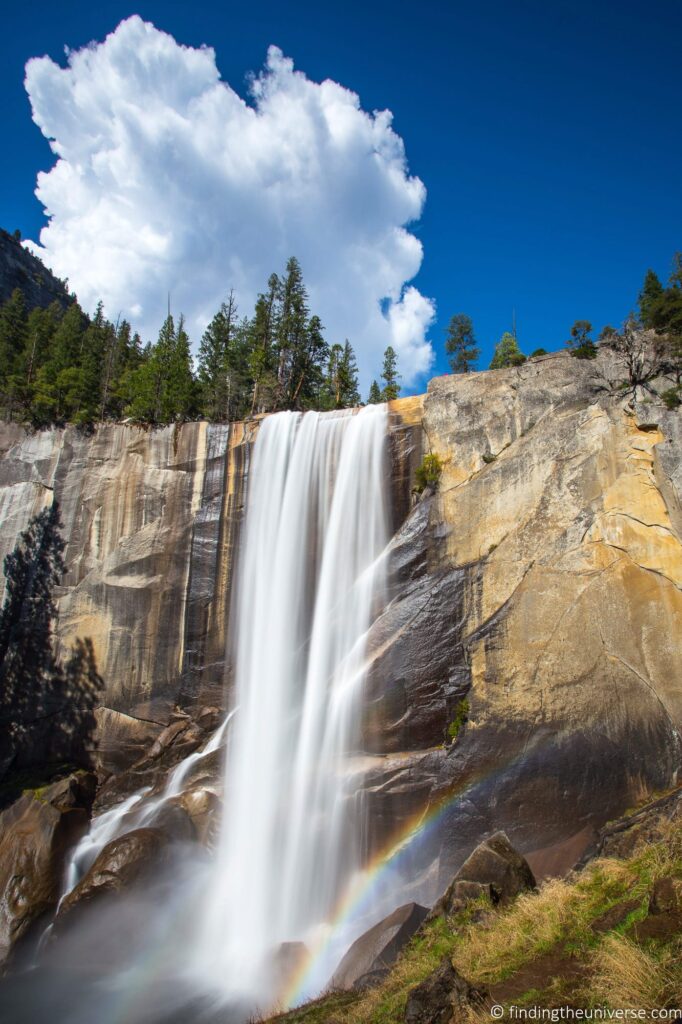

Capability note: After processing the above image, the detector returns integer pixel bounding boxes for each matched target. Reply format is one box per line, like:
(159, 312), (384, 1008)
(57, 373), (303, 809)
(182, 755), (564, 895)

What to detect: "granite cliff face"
(363, 352), (682, 882)
(0, 420), (255, 727)
(0, 351), (680, 885)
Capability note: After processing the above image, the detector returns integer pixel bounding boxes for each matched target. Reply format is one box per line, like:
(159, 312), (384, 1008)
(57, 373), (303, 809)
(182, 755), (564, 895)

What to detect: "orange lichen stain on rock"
(388, 394), (424, 425)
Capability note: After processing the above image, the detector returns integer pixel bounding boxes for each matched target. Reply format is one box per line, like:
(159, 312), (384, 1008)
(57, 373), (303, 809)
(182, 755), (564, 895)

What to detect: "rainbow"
(280, 730), (539, 1011)
(281, 775), (473, 1009)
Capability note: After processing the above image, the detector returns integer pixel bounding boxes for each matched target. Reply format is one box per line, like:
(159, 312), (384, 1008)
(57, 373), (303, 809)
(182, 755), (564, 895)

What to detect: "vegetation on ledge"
(413, 452), (444, 494)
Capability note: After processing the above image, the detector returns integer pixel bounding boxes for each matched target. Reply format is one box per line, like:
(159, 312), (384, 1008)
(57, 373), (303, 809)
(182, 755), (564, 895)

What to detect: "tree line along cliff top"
(0, 233), (681, 430)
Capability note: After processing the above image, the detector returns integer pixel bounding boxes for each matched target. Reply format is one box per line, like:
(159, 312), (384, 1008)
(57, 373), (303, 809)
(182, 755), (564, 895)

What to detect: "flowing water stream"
(196, 405), (390, 1006)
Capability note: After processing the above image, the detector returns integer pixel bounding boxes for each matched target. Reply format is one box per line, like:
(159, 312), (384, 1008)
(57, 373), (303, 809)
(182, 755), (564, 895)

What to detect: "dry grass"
(454, 858), (640, 986)
(453, 877), (576, 983)
(589, 933), (672, 1009)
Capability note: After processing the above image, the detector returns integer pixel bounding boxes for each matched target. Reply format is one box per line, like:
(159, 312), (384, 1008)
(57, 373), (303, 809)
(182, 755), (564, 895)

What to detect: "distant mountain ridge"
(0, 228), (71, 311)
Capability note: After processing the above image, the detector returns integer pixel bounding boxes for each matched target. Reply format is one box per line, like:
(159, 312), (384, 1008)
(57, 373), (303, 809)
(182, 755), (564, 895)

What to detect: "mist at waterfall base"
(1, 406), (441, 1024)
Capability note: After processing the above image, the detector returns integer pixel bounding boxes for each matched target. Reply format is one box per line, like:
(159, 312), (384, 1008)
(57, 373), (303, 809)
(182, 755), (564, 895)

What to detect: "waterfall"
(196, 404), (389, 1006)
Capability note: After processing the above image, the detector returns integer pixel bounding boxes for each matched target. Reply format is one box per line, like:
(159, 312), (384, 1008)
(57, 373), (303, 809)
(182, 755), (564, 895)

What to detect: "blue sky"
(3, 0), (682, 388)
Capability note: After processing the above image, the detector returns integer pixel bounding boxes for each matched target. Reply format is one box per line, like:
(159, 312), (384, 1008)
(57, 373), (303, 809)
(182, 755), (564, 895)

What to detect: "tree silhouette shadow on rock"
(0, 501), (103, 807)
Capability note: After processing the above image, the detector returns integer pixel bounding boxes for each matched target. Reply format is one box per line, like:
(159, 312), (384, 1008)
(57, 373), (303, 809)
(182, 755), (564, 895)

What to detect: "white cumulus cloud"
(24, 16), (435, 387)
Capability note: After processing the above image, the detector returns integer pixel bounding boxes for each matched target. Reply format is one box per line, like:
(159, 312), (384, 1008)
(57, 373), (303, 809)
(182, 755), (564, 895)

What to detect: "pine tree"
(323, 340), (360, 409)
(289, 314), (329, 409)
(75, 301), (112, 425)
(381, 345), (401, 401)
(46, 302), (87, 377)
(639, 270), (664, 328)
(125, 315), (183, 424)
(98, 313), (133, 421)
(367, 380), (382, 404)
(598, 325), (619, 347)
(276, 257), (310, 407)
(489, 332), (526, 369)
(0, 290), (30, 418)
(339, 341), (360, 407)
(198, 291), (239, 421)
(103, 320), (138, 419)
(23, 304), (60, 386)
(670, 252), (682, 290)
(323, 343), (344, 409)
(0, 289), (28, 386)
(130, 313), (197, 425)
(445, 314), (480, 373)
(124, 345), (158, 423)
(565, 320), (597, 360)
(248, 275), (280, 415)
(162, 315), (196, 421)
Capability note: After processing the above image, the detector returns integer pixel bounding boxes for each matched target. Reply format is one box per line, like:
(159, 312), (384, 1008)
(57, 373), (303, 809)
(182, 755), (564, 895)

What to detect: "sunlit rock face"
(364, 353), (682, 881)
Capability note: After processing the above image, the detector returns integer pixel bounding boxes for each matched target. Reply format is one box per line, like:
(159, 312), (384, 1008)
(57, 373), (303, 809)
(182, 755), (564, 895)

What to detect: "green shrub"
(482, 451), (496, 464)
(414, 452), (443, 493)
(447, 698), (470, 741)
(661, 387), (681, 410)
(530, 348), (548, 358)
(570, 341), (598, 360)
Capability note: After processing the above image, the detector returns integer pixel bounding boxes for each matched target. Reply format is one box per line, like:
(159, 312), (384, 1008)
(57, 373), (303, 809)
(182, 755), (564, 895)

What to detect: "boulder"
(404, 956), (486, 1024)
(56, 827), (171, 926)
(149, 801), (197, 842)
(0, 772), (96, 963)
(93, 705), (225, 812)
(94, 707), (163, 778)
(649, 876), (682, 915)
(178, 788), (221, 846)
(332, 902), (429, 991)
(436, 832), (535, 916)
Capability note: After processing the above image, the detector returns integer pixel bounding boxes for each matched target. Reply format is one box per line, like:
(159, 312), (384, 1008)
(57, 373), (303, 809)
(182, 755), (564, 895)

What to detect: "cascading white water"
(196, 404), (389, 1007)
(59, 709), (237, 899)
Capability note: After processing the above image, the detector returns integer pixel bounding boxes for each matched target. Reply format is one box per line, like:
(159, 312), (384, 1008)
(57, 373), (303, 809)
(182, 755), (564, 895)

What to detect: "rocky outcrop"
(93, 707), (163, 778)
(404, 957), (486, 1024)
(577, 784), (682, 864)
(55, 826), (172, 928)
(93, 704), (223, 811)
(332, 902), (429, 991)
(0, 229), (71, 311)
(434, 832), (535, 916)
(362, 352), (682, 886)
(0, 772), (95, 963)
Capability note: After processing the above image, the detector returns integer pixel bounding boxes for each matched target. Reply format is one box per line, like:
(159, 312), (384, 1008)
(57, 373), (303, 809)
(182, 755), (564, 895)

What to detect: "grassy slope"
(269, 810), (682, 1023)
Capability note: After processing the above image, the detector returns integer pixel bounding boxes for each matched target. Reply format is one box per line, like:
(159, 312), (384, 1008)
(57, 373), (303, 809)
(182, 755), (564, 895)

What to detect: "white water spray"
(196, 405), (389, 1006)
